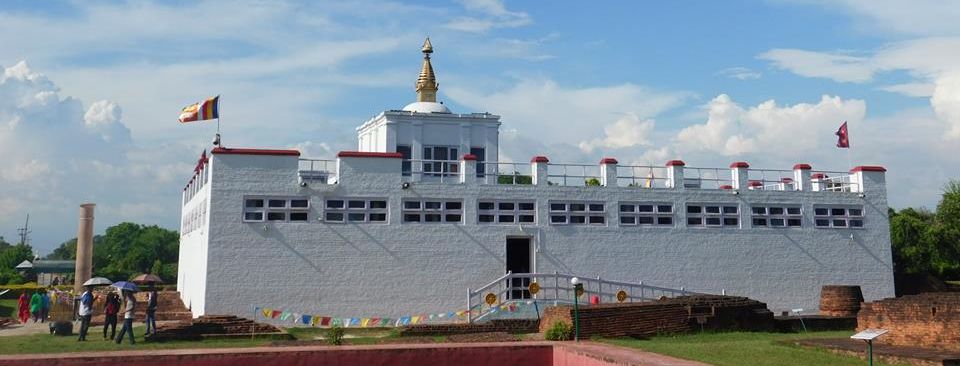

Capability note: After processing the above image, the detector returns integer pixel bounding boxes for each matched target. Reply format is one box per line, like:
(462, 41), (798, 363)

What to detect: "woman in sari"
(17, 292), (30, 323)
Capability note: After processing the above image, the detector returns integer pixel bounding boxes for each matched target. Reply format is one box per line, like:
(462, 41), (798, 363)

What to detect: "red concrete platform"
(0, 341), (707, 366)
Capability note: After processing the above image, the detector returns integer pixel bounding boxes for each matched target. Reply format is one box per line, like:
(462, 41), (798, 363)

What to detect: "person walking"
(17, 292), (30, 324)
(40, 291), (50, 323)
(115, 290), (136, 345)
(77, 286), (94, 341)
(102, 292), (120, 340)
(144, 288), (158, 335)
(29, 291), (42, 322)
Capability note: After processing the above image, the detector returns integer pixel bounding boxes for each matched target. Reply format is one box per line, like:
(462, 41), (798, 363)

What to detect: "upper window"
(324, 198), (388, 224)
(687, 203), (739, 228)
(751, 205), (802, 228)
(402, 199), (463, 223)
(398, 145), (412, 176)
(478, 200), (536, 224)
(619, 203), (673, 227)
(549, 201), (605, 225)
(813, 205), (864, 228)
(422, 146), (459, 177)
(244, 197), (310, 223)
(471, 147), (486, 178)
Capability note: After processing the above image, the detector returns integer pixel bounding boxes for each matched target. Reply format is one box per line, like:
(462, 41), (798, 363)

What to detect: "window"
(324, 198), (387, 223)
(244, 196), (310, 223)
(619, 202), (674, 227)
(751, 205), (802, 228)
(686, 203), (739, 228)
(398, 145), (412, 176)
(471, 147), (486, 177)
(403, 199), (463, 223)
(423, 145), (459, 177)
(549, 201), (605, 225)
(813, 205), (864, 228)
(478, 200), (536, 224)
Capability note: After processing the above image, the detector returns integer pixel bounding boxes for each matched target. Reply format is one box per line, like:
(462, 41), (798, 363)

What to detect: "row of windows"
(240, 197), (865, 229)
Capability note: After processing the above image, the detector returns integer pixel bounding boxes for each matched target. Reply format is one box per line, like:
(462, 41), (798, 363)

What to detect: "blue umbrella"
(112, 281), (139, 292)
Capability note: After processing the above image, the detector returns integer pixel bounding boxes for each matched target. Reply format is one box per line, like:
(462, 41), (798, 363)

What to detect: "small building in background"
(16, 260), (75, 286)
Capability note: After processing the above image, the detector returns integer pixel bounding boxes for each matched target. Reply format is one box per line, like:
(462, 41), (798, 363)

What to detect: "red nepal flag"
(835, 121), (850, 148)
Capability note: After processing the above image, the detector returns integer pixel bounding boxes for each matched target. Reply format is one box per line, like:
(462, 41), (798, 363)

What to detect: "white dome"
(402, 101), (451, 113)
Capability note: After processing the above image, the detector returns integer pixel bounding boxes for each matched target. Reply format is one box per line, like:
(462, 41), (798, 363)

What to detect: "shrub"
(544, 321), (572, 341)
(326, 325), (345, 345)
(585, 177), (601, 186)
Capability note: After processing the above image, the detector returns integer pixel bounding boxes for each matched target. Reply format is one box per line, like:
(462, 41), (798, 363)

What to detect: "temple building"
(177, 39), (895, 321)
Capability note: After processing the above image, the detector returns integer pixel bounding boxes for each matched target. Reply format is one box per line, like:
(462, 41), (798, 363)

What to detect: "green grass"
(602, 331), (909, 366)
(0, 299), (15, 318)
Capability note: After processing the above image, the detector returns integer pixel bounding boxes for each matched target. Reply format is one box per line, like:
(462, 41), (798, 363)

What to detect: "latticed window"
(323, 198), (387, 223)
(402, 199), (463, 223)
(478, 200), (535, 224)
(751, 205), (802, 228)
(619, 203), (673, 226)
(813, 206), (864, 228)
(243, 197), (311, 223)
(549, 201), (605, 225)
(686, 203), (739, 228)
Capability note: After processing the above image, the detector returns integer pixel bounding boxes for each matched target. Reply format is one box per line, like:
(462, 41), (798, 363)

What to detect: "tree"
(889, 179), (960, 279)
(45, 222), (179, 283)
(0, 242), (33, 284)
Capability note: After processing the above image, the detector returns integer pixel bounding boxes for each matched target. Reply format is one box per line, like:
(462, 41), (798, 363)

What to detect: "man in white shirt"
(77, 286), (94, 341)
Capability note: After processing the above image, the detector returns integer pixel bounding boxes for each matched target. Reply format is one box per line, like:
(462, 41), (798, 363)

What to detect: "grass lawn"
(602, 331), (909, 366)
(0, 299), (16, 318)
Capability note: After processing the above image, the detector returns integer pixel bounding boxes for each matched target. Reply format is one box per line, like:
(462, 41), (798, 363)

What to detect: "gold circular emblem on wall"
(529, 282), (540, 295)
(485, 293), (497, 305)
(617, 290), (628, 302)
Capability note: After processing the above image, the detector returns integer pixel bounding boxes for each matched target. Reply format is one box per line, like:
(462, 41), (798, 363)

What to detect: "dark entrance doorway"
(506, 237), (532, 299)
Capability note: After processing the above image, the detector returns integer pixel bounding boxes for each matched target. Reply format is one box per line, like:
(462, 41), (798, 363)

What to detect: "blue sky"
(1, 0), (958, 253)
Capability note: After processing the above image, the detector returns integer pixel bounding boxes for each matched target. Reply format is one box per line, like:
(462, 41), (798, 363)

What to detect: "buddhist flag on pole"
(835, 121), (850, 148)
(178, 96), (219, 123)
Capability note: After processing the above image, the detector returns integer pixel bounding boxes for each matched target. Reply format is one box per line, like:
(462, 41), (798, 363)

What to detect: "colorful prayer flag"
(321, 317), (332, 326)
(178, 96), (219, 123)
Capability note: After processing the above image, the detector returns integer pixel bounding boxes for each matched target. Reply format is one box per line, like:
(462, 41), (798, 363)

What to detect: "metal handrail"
(402, 159), (460, 183)
(546, 163), (602, 187)
(466, 271), (709, 323)
(616, 165), (670, 188)
(483, 162), (532, 185)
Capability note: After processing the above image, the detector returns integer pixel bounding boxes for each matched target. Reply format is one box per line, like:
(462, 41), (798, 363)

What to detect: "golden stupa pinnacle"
(415, 37), (439, 103)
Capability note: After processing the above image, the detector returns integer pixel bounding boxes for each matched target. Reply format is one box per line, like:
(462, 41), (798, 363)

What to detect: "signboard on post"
(851, 329), (888, 340)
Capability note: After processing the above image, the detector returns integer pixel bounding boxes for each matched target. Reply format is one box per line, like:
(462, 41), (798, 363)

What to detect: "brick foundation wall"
(539, 295), (775, 338)
(399, 319), (539, 336)
(858, 292), (960, 351)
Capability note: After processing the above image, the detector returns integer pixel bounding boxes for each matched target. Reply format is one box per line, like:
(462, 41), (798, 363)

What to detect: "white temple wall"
(194, 155), (895, 320)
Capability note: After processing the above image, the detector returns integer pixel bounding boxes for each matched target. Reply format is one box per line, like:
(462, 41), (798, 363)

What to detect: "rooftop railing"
(295, 154), (878, 194)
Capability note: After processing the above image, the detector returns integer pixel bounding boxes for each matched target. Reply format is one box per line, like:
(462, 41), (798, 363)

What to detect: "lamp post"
(571, 277), (583, 342)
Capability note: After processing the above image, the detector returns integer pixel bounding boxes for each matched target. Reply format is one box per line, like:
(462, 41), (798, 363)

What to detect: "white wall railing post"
(599, 158), (618, 187)
(793, 163), (812, 191)
(460, 154), (477, 185)
(730, 161), (749, 190)
(665, 160), (685, 189)
(531, 156), (549, 186)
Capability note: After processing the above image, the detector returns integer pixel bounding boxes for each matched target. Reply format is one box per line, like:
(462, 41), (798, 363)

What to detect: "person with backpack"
(102, 292), (121, 340)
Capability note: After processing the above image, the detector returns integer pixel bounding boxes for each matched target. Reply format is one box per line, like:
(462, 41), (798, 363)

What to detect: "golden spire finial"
(416, 37), (438, 103)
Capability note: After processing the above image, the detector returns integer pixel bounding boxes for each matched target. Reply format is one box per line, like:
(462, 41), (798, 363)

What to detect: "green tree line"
(42, 222), (180, 284)
(890, 180), (960, 279)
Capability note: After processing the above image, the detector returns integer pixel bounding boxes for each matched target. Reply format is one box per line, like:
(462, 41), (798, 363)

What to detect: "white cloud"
(878, 83), (935, 97)
(931, 72), (960, 139)
(789, 0), (960, 37)
(445, 0), (531, 33)
(578, 113), (655, 152)
(445, 78), (691, 160)
(759, 49), (876, 83)
(716, 67), (762, 80)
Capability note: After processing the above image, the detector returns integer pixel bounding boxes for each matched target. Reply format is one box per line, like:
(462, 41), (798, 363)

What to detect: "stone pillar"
(793, 163), (812, 191)
(665, 160), (685, 189)
(74, 203), (95, 293)
(460, 154), (477, 184)
(730, 162), (749, 190)
(599, 158), (618, 187)
(531, 156), (549, 186)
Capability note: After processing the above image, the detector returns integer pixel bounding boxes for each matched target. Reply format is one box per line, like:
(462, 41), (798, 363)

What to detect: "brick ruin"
(819, 285), (864, 317)
(146, 315), (291, 341)
(538, 295), (775, 339)
(400, 319), (539, 337)
(858, 292), (960, 351)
